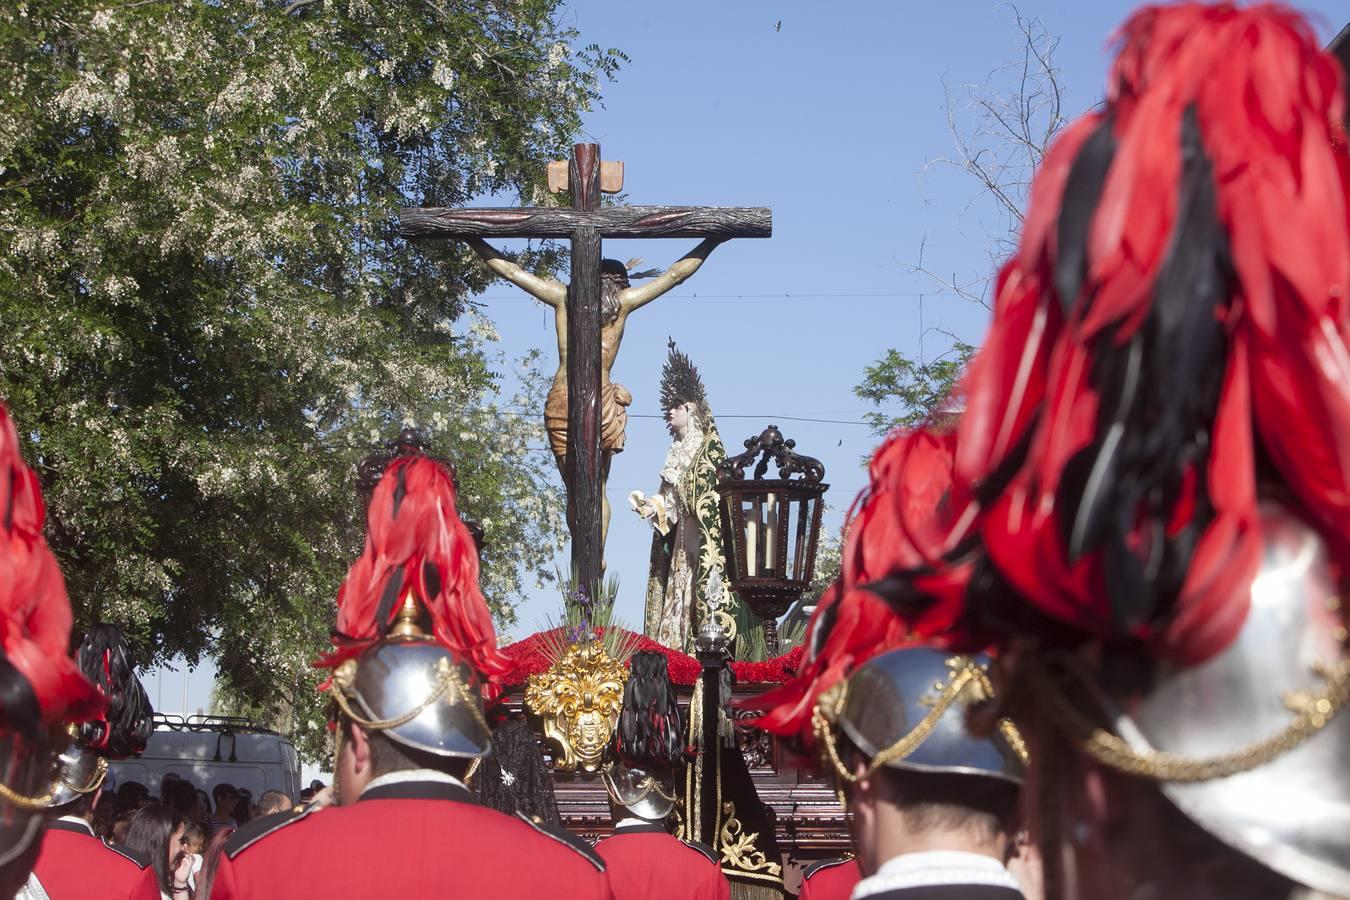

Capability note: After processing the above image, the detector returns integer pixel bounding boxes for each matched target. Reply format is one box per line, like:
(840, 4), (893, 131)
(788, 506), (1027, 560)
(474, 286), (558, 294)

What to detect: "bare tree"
(857, 7), (1068, 435)
(916, 6), (1068, 308)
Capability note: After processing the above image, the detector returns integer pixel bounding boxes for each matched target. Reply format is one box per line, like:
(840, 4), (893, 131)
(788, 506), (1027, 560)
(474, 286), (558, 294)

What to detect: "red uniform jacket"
(210, 777), (614, 900)
(594, 823), (730, 900)
(799, 856), (861, 900)
(33, 818), (161, 900)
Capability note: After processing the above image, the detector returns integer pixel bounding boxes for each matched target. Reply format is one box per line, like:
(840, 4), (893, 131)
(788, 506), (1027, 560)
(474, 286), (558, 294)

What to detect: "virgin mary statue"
(629, 341), (760, 655)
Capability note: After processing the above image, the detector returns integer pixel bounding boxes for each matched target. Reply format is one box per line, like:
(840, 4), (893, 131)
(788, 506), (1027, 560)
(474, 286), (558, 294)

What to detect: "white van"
(110, 714), (301, 803)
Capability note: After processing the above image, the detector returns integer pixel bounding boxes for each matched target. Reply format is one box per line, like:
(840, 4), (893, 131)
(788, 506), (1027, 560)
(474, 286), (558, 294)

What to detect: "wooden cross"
(398, 143), (771, 597)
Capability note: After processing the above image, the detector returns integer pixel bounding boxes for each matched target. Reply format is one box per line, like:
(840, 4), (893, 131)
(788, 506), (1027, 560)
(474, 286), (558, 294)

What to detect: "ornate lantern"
(716, 426), (828, 655)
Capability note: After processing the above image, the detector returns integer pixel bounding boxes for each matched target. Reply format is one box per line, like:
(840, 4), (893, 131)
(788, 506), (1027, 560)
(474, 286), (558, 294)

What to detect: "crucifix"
(398, 143), (770, 597)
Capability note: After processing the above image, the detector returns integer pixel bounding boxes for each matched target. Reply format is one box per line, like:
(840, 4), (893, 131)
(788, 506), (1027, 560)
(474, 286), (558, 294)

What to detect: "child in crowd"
(183, 822), (206, 892)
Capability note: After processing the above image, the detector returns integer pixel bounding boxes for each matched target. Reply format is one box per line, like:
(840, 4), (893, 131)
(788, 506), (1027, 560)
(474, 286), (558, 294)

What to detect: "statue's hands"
(629, 490), (672, 536)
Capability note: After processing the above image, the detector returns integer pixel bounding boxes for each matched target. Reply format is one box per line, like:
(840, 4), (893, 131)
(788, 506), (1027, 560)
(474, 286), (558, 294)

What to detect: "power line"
(478, 407), (875, 426)
(628, 413), (871, 426)
(470, 291), (941, 302)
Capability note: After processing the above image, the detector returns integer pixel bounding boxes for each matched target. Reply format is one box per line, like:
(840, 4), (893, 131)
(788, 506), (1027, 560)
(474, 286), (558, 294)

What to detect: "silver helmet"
(818, 647), (1024, 785)
(602, 761), (678, 821)
(47, 735), (109, 809)
(1092, 502), (1350, 897)
(331, 633), (491, 759)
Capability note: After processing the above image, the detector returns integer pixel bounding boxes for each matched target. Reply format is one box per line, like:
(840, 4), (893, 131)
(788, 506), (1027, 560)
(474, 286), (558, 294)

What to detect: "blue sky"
(146, 0), (1350, 720)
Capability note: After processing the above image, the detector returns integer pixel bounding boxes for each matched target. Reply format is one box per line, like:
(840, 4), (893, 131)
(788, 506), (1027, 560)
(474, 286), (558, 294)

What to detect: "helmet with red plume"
(901, 4), (1350, 895)
(319, 446), (502, 762)
(0, 403), (102, 872)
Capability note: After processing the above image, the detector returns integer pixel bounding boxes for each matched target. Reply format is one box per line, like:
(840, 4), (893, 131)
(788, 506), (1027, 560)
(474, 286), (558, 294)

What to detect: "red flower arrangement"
(498, 627), (803, 687)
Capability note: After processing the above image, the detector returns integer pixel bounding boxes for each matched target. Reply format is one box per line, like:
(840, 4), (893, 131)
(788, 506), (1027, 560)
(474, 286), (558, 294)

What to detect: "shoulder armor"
(224, 806), (317, 859)
(102, 839), (151, 869)
(803, 856), (854, 878)
(515, 812), (606, 872)
(679, 839), (720, 865)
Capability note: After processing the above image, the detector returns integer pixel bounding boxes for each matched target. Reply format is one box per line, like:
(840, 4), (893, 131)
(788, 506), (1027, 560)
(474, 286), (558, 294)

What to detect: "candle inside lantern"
(764, 492), (778, 574)
(745, 512), (758, 577)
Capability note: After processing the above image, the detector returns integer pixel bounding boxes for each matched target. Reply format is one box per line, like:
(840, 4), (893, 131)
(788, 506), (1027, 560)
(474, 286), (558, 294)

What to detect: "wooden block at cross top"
(547, 159), (624, 194)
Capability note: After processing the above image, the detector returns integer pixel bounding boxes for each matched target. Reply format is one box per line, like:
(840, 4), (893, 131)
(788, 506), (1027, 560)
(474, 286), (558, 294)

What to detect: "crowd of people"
(45, 773), (301, 900)
(0, 2), (1347, 899)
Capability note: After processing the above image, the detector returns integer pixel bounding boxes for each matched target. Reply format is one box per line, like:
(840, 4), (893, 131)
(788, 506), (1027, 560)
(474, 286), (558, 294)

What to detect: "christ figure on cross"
(468, 236), (725, 546)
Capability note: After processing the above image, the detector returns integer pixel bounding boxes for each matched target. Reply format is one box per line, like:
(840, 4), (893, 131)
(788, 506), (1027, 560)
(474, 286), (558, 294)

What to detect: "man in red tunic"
(594, 652), (729, 900)
(33, 624), (159, 900)
(797, 856), (860, 900)
(210, 450), (615, 899)
(33, 812), (159, 900)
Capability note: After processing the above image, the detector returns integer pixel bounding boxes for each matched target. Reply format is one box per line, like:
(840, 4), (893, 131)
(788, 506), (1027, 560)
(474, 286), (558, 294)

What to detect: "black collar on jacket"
(611, 822), (669, 835)
(360, 779), (477, 805)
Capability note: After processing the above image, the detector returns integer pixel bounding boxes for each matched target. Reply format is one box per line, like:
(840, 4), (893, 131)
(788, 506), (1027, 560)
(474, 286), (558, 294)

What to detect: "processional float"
(396, 149), (845, 896)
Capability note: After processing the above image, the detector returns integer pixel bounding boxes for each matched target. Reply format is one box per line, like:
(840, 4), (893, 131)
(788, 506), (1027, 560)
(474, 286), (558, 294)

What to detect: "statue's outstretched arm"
(620, 237), (727, 312)
(467, 238), (566, 307)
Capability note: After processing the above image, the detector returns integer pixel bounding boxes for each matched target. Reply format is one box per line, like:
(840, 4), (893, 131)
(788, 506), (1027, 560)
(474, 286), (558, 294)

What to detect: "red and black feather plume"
(319, 455), (508, 679)
(946, 2), (1349, 665)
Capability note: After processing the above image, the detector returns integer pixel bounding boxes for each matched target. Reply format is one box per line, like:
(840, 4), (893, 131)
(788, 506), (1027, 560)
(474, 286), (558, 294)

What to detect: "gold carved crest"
(525, 641), (629, 774)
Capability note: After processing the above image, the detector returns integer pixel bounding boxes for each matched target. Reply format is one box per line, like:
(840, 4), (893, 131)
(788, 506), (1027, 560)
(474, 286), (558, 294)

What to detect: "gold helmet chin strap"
(1022, 653), (1350, 782)
(602, 762), (679, 807)
(0, 753), (108, 811)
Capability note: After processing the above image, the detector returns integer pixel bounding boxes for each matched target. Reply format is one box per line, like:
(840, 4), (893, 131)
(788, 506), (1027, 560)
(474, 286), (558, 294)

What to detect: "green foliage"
(0, 0), (622, 760)
(806, 529), (841, 601)
(854, 342), (975, 437)
(776, 617), (808, 655)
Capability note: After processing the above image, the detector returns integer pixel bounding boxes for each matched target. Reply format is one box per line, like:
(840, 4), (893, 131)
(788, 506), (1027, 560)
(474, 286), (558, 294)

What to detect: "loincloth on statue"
(545, 380), (633, 460)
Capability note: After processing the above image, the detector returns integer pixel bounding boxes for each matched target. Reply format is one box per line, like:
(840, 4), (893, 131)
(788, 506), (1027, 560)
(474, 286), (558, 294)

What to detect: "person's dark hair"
(192, 825), (234, 900)
(234, 788), (252, 825)
(475, 718), (561, 826)
(344, 719), (472, 780)
(874, 767), (1018, 846)
(124, 803), (183, 892)
(161, 779), (198, 819)
(62, 788), (99, 820)
(110, 810), (135, 845)
(90, 790), (118, 838)
(211, 783), (237, 805)
(615, 652), (684, 770)
(116, 780), (149, 814)
(255, 790), (291, 817)
(74, 624), (153, 756)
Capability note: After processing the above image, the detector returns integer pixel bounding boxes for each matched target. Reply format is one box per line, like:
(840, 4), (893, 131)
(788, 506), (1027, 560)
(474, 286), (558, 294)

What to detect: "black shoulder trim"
(680, 839), (720, 865)
(515, 812), (606, 872)
(803, 856), (854, 878)
(224, 807), (317, 859)
(102, 839), (152, 869)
